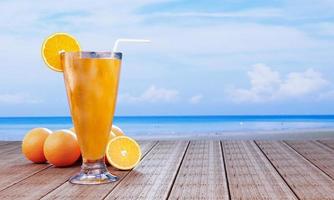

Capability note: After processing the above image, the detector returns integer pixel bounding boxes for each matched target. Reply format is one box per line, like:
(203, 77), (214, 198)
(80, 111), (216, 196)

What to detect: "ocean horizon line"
(1, 114), (334, 141)
(1, 114), (334, 119)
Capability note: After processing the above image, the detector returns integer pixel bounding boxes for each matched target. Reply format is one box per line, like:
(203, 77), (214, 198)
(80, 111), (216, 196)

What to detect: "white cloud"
(0, 93), (42, 104)
(228, 64), (329, 103)
(153, 8), (283, 19)
(119, 85), (179, 103)
(189, 94), (203, 104)
(278, 68), (328, 98)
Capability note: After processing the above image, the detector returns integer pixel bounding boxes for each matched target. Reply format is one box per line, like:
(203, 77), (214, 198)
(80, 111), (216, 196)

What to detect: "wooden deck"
(1, 140), (334, 199)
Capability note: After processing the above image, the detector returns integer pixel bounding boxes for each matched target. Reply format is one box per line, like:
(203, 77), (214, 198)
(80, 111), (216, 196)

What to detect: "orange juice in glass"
(62, 51), (122, 184)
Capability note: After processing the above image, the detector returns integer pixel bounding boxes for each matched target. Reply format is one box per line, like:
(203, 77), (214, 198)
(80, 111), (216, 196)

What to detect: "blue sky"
(0, 0), (334, 116)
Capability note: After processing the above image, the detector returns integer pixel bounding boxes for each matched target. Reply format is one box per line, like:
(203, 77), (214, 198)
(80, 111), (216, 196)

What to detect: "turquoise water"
(1, 115), (334, 140)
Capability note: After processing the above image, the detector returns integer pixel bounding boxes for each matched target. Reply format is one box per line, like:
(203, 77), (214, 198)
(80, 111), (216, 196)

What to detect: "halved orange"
(106, 136), (141, 170)
(41, 32), (80, 72)
(111, 125), (125, 136)
(109, 125), (125, 140)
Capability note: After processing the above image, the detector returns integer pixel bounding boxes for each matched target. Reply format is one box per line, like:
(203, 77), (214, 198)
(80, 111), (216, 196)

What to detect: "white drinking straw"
(112, 38), (151, 52)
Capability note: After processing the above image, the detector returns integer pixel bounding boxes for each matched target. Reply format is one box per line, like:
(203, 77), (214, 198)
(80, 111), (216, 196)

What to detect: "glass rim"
(62, 51), (122, 60)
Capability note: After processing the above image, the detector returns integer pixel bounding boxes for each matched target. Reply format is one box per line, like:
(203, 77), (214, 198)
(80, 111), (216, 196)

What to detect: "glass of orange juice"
(62, 51), (121, 184)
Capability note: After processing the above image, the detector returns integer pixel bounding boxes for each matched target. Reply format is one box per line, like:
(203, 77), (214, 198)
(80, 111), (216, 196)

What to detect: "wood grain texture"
(223, 141), (297, 200)
(2, 140), (334, 199)
(257, 141), (334, 200)
(0, 141), (20, 145)
(0, 142), (21, 155)
(318, 140), (334, 150)
(0, 143), (50, 191)
(0, 165), (79, 200)
(0, 141), (10, 146)
(0, 143), (42, 168)
(0, 141), (8, 145)
(40, 141), (157, 200)
(285, 140), (334, 180)
(168, 141), (229, 200)
(104, 141), (189, 200)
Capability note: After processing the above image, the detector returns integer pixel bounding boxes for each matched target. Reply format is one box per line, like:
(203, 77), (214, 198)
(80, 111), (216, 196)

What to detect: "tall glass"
(62, 51), (122, 184)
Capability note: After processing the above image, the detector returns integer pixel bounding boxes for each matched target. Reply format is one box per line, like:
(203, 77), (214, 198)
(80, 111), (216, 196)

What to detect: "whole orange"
(22, 128), (52, 163)
(44, 130), (81, 167)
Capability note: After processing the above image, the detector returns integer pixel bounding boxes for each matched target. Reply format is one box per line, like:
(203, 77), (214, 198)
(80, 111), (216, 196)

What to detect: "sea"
(1, 115), (334, 140)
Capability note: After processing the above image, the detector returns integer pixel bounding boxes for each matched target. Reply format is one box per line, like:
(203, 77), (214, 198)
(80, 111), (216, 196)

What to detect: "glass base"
(69, 158), (118, 185)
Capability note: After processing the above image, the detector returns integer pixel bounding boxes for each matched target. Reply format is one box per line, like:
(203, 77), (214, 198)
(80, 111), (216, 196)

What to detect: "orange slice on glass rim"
(106, 136), (141, 170)
(41, 32), (80, 72)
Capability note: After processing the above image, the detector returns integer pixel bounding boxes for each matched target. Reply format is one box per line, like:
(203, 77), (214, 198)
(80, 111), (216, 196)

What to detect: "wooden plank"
(0, 143), (39, 167)
(168, 141), (229, 200)
(222, 141), (297, 199)
(0, 141), (21, 143)
(0, 141), (20, 146)
(0, 142), (21, 155)
(103, 141), (189, 200)
(0, 141), (21, 145)
(0, 146), (50, 191)
(39, 141), (157, 200)
(0, 164), (80, 200)
(0, 141), (10, 146)
(0, 142), (51, 191)
(285, 141), (334, 180)
(256, 141), (334, 200)
(318, 140), (334, 150)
